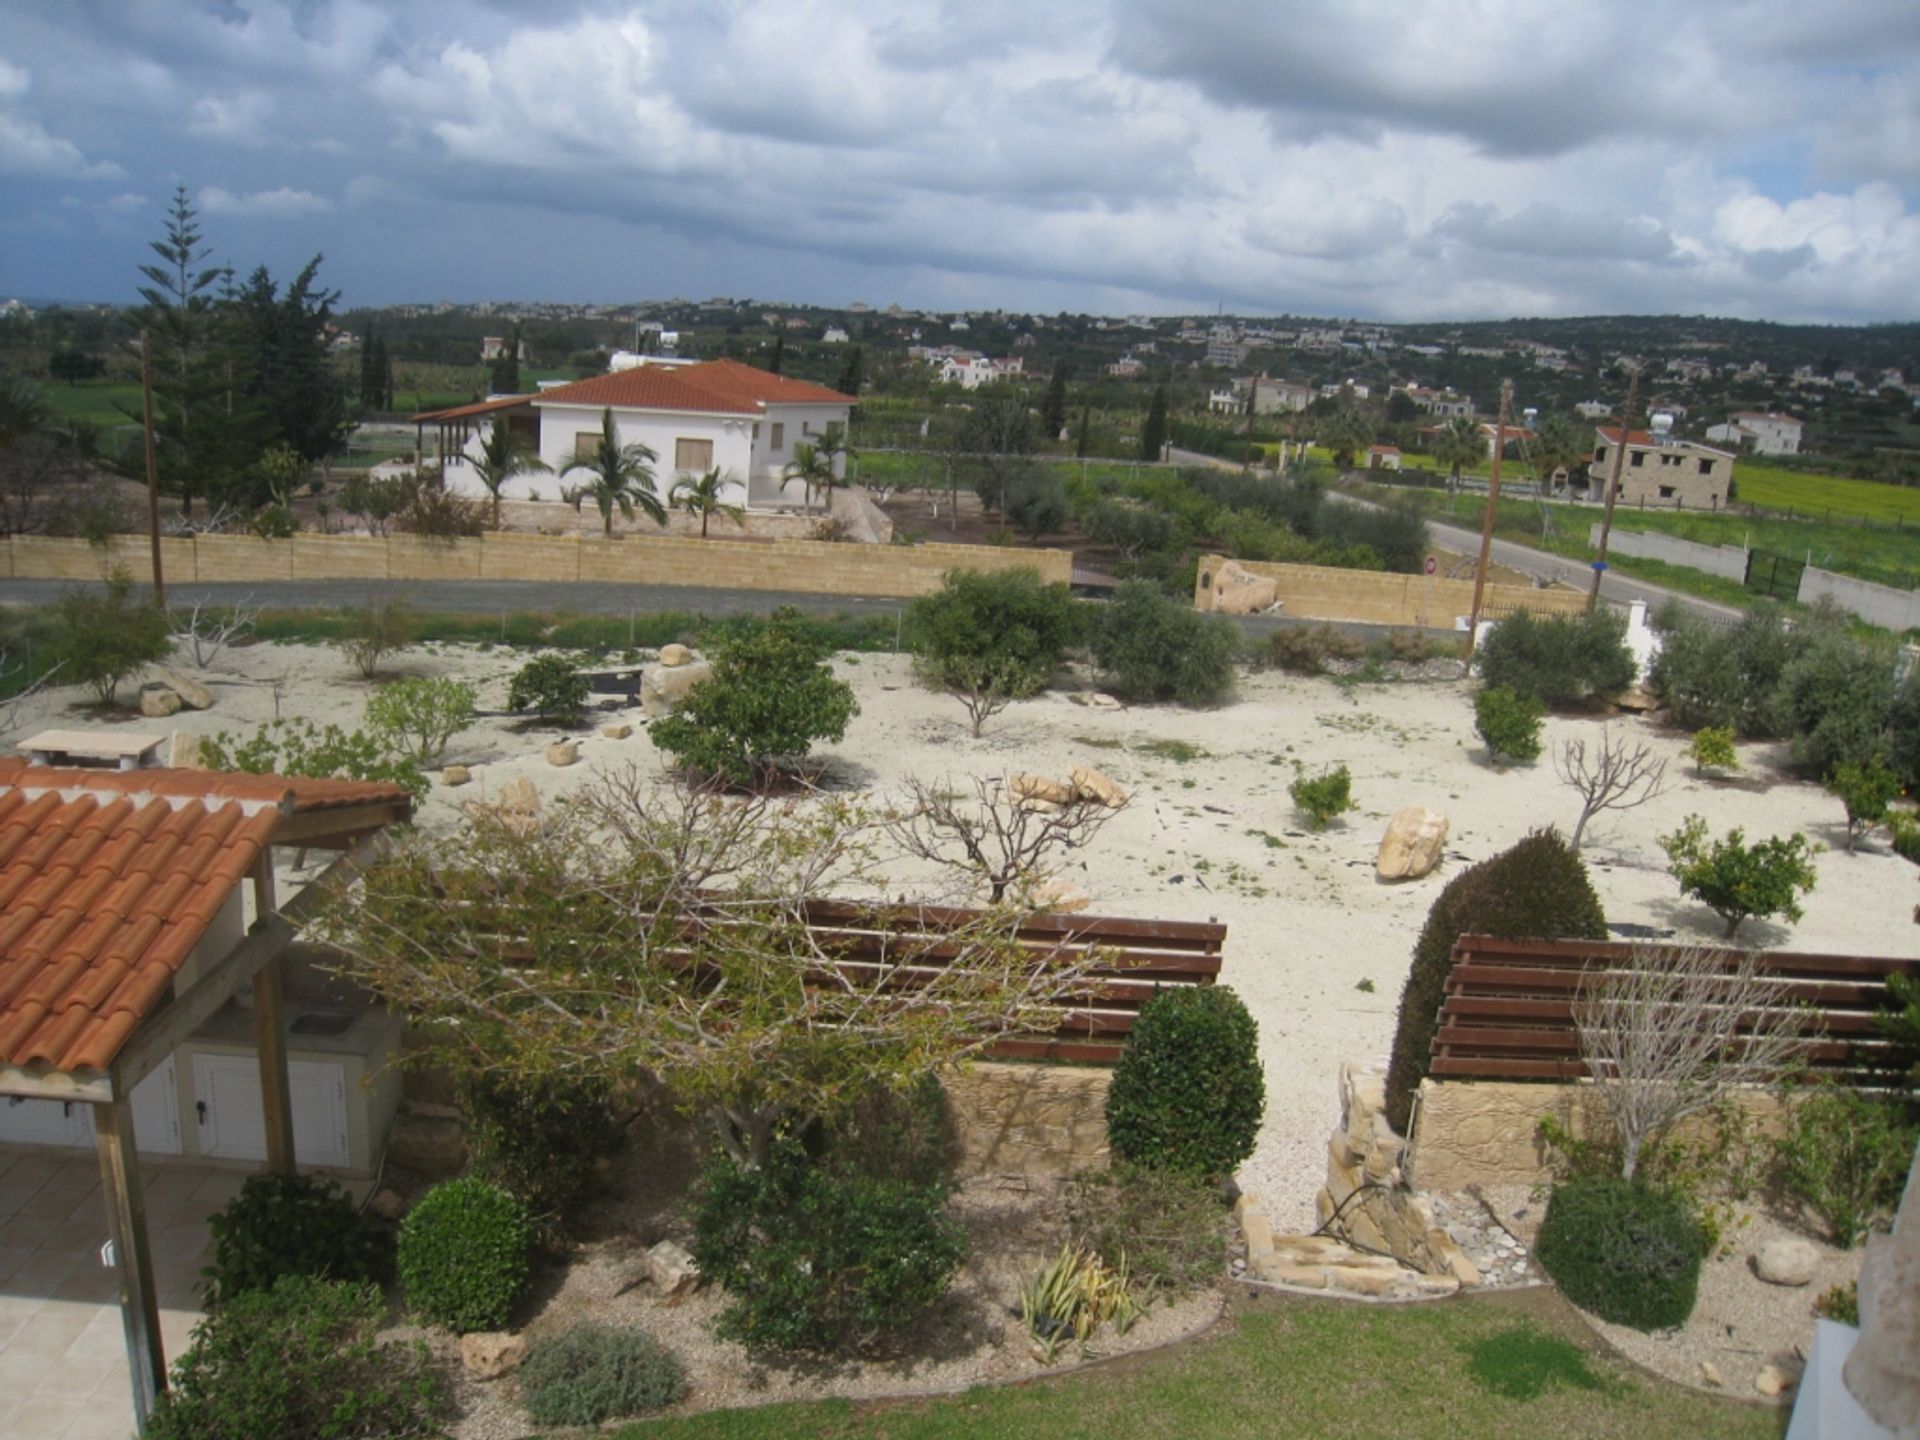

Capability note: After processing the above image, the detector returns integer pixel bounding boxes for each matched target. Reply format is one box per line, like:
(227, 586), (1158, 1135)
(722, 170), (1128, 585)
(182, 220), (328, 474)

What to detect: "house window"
(770, 422), (785, 450)
(674, 437), (713, 472)
(574, 431), (602, 461)
(1698, 458), (1714, 475)
(1629, 450), (1646, 467)
(1593, 445), (1608, 465)
(801, 421), (813, 436)
(1658, 485), (1676, 499)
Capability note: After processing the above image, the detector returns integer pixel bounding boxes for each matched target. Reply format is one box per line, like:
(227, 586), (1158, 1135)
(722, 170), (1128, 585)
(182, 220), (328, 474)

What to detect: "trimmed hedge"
(395, 1179), (533, 1333)
(459, 1071), (625, 1250)
(1535, 1177), (1708, 1331)
(1382, 830), (1606, 1133)
(202, 1172), (385, 1307)
(1106, 985), (1264, 1179)
(1476, 606), (1635, 709)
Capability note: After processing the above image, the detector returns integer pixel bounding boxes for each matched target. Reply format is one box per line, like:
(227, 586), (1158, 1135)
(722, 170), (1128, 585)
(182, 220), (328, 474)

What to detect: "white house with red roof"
(1704, 410), (1803, 456)
(413, 359), (855, 511)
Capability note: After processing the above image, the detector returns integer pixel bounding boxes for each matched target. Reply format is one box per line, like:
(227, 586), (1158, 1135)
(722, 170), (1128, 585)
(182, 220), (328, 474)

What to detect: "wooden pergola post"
(93, 1096), (166, 1428)
(251, 855), (296, 1175)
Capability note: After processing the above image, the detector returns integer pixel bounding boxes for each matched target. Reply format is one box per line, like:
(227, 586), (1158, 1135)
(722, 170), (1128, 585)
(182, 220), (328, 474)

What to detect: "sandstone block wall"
(4, 533), (1072, 600)
(944, 1061), (1111, 1177)
(1407, 1078), (1795, 1192)
(1194, 555), (1587, 628)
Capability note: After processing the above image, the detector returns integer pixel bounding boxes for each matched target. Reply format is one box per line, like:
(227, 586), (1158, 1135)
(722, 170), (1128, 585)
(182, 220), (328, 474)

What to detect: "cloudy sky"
(3, 0), (1918, 322)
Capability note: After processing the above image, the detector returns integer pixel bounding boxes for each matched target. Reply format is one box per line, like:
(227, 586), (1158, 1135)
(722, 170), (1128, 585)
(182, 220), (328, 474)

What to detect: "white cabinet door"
(192, 1054), (349, 1169)
(66, 1056), (184, 1155)
(0, 1094), (91, 1148)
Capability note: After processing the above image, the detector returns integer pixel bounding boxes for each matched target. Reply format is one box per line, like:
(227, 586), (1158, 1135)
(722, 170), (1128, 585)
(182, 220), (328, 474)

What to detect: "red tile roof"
(0, 765), (412, 1076)
(528, 358), (852, 416)
(408, 394), (536, 424)
(1595, 426), (1659, 447)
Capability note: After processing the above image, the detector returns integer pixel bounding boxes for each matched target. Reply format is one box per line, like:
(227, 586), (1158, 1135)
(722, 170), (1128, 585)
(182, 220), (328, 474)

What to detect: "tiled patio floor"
(0, 1148), (240, 1440)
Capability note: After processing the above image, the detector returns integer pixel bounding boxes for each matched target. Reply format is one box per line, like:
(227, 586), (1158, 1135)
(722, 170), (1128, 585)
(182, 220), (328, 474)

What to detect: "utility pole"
(1464, 379), (1512, 662)
(138, 329), (166, 607)
(1588, 365), (1641, 613)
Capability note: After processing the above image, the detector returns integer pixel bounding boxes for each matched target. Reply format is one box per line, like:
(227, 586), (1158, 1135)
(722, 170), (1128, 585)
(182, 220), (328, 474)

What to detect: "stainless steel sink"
(289, 1008), (356, 1038)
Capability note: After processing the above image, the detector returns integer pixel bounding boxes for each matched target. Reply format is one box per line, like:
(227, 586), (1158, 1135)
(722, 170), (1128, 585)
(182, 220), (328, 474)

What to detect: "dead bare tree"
(1573, 942), (1816, 1181)
(0, 651), (62, 739)
(883, 774), (1123, 903)
(1555, 727), (1669, 850)
(172, 593), (260, 668)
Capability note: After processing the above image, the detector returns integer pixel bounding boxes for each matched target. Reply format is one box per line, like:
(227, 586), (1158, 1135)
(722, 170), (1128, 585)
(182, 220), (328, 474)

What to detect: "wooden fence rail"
(1431, 934), (1916, 1083)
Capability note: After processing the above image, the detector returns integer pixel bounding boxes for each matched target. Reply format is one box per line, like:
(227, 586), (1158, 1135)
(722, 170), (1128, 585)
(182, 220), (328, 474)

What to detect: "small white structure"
(1705, 411), (1804, 456)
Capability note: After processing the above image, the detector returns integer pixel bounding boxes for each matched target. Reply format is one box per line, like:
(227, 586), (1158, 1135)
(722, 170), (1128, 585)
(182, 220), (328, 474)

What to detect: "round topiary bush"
(1105, 985), (1264, 1179)
(1534, 1176), (1708, 1331)
(519, 1323), (688, 1426)
(202, 1172), (386, 1307)
(395, 1178), (533, 1333)
(1382, 829), (1606, 1133)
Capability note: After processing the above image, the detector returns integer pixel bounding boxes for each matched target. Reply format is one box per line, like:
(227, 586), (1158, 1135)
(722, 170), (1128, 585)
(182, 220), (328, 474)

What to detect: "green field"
(612, 1296), (1773, 1440)
(1731, 463), (1920, 524)
(37, 378), (144, 437)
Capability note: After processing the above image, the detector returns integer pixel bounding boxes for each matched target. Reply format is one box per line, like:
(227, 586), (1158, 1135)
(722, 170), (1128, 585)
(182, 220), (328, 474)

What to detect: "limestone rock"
(1699, 1361), (1724, 1388)
(1088, 693), (1123, 711)
(1376, 806), (1450, 881)
(160, 669), (214, 710)
(1754, 1364), (1794, 1398)
(547, 739), (579, 767)
(659, 643), (695, 668)
(1070, 765), (1128, 807)
(1010, 772), (1075, 806)
(601, 722), (633, 740)
(139, 685), (183, 718)
(167, 732), (204, 770)
(641, 658), (713, 718)
(1209, 560), (1281, 616)
(386, 1113), (467, 1178)
(460, 1332), (527, 1381)
(440, 764), (471, 787)
(1031, 877), (1091, 913)
(646, 1239), (702, 1301)
(368, 1188), (407, 1221)
(1753, 1237), (1820, 1287)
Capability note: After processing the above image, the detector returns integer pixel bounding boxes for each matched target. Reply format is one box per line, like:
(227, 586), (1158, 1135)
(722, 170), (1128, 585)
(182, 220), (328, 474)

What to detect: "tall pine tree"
(836, 344), (864, 396)
(1075, 406), (1091, 458)
(1140, 384), (1169, 462)
(1041, 359), (1069, 438)
(768, 333), (785, 375)
(134, 186), (233, 516)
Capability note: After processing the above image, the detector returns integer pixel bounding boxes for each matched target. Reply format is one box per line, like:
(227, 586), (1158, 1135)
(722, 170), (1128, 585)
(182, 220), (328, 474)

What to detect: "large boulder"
(1209, 560), (1281, 616)
(646, 1239), (702, 1302)
(658, 643), (695, 668)
(641, 658), (713, 718)
(167, 732), (204, 769)
(139, 685), (183, 718)
(1070, 765), (1128, 808)
(1009, 772), (1075, 806)
(160, 669), (214, 710)
(1376, 806), (1450, 881)
(440, 764), (471, 787)
(459, 1332), (527, 1381)
(546, 739), (580, 767)
(1752, 1236), (1820, 1287)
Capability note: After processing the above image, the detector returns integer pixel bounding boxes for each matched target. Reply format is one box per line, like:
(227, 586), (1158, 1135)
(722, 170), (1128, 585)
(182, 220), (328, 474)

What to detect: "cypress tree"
(836, 344), (863, 396)
(1041, 359), (1069, 438)
(1075, 407), (1091, 458)
(1140, 384), (1168, 462)
(769, 333), (785, 375)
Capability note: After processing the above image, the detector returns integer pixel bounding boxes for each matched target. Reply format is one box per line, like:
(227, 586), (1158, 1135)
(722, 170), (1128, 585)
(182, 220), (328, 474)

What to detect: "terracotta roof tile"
(0, 763), (407, 1078)
(528, 358), (853, 418)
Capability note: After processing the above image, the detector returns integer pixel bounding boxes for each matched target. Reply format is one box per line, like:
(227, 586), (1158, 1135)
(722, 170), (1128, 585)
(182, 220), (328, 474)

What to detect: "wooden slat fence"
(795, 899), (1224, 1064)
(1431, 935), (1917, 1083)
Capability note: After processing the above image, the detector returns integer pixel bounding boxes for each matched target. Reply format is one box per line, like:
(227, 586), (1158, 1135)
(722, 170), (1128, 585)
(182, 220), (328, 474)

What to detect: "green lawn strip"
(610, 1298), (1774, 1440)
(243, 606), (901, 655)
(1734, 465), (1920, 525)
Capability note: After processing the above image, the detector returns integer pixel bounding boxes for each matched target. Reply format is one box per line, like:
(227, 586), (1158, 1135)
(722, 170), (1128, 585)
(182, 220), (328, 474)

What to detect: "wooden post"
(1464, 381), (1513, 660)
(94, 1097), (166, 1427)
(1588, 367), (1641, 613)
(138, 329), (166, 607)
(252, 856), (296, 1175)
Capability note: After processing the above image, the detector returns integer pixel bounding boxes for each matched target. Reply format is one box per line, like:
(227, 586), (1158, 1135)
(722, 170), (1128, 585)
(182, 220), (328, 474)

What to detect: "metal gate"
(1744, 548), (1805, 601)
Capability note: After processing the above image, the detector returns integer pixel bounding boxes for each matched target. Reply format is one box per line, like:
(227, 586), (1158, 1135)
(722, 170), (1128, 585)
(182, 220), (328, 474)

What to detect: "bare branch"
(1574, 941), (1818, 1181)
(883, 774), (1122, 903)
(172, 592), (260, 668)
(1555, 726), (1669, 851)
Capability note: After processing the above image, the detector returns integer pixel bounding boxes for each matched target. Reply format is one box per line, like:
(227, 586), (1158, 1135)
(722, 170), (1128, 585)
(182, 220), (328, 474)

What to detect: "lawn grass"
(1730, 464), (1920, 525)
(245, 606), (902, 656)
(610, 1295), (1776, 1440)
(37, 378), (143, 441)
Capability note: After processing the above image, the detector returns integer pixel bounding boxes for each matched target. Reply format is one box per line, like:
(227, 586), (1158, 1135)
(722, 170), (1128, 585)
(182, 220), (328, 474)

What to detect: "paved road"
(1167, 446), (1745, 623)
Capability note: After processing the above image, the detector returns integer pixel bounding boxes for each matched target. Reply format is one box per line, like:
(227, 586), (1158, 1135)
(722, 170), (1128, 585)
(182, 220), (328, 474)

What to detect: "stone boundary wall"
(943, 1062), (1111, 1177)
(1407, 1077), (1793, 1192)
(1798, 565), (1920, 633)
(1194, 556), (1586, 628)
(1588, 524), (1751, 582)
(3, 532), (1070, 601)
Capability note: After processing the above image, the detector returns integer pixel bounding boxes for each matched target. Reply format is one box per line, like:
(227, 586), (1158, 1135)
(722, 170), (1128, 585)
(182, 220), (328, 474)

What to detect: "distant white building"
(1206, 326), (1249, 368)
(1704, 411), (1803, 456)
(821, 326), (850, 344)
(937, 353), (1023, 389)
(1574, 400), (1612, 420)
(1231, 376), (1314, 414)
(1399, 385), (1474, 419)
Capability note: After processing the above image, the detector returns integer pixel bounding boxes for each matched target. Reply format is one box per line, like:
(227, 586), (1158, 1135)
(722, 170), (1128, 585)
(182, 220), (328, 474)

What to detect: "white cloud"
(199, 184), (332, 218)
(0, 110), (123, 179)
(186, 92), (275, 146)
(0, 57), (30, 99)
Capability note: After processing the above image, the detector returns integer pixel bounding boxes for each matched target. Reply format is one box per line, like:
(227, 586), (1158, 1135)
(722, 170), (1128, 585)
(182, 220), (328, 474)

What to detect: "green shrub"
(1106, 985), (1264, 1179)
(337, 596), (413, 680)
(1649, 600), (1794, 736)
(365, 676), (475, 765)
(1091, 579), (1238, 704)
(1893, 812), (1920, 867)
(1266, 625), (1363, 675)
(1005, 469), (1071, 538)
(1880, 972), (1920, 1084)
(1474, 686), (1544, 763)
(1688, 725), (1738, 777)
(200, 717), (426, 799)
(507, 652), (590, 724)
(1769, 604), (1897, 776)
(1384, 830), (1605, 1132)
(1290, 765), (1356, 830)
(395, 1179), (533, 1333)
(1083, 498), (1176, 559)
(1064, 1163), (1227, 1295)
(459, 1071), (625, 1250)
(519, 1323), (687, 1427)
(906, 568), (1084, 700)
(652, 607), (858, 785)
(1476, 607), (1635, 709)
(1891, 669), (1920, 790)
(1658, 815), (1818, 939)
(1777, 1083), (1920, 1247)
(52, 571), (171, 704)
(1534, 1177), (1708, 1331)
(1814, 1281), (1859, 1326)
(145, 1275), (447, 1440)
(1827, 760), (1900, 851)
(202, 1173), (386, 1308)
(691, 1139), (967, 1355)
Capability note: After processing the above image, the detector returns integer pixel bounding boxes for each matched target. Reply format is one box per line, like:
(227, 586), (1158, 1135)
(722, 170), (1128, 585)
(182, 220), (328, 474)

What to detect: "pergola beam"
(251, 856), (296, 1175)
(0, 1066), (111, 1102)
(93, 1097), (165, 1429)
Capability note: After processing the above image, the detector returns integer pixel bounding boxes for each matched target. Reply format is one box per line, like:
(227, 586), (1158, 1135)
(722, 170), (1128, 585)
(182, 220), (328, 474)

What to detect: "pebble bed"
(1428, 1191), (1537, 1288)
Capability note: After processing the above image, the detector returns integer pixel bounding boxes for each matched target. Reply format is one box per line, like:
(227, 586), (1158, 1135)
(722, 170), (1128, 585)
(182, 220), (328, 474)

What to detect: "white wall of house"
(750, 403), (853, 480)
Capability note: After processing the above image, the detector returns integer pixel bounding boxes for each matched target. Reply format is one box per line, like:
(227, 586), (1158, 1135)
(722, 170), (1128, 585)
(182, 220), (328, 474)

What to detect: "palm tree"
(1530, 412), (1590, 494)
(780, 441), (833, 512)
(559, 407), (664, 536)
(811, 422), (853, 510)
(0, 375), (51, 449)
(470, 416), (549, 529)
(1432, 416), (1485, 492)
(1319, 406), (1376, 473)
(670, 466), (745, 538)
